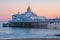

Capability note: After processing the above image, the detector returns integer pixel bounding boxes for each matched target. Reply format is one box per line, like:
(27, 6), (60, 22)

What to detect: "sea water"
(0, 21), (60, 39)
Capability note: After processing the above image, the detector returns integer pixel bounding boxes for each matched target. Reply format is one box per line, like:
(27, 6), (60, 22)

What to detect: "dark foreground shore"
(1, 38), (60, 40)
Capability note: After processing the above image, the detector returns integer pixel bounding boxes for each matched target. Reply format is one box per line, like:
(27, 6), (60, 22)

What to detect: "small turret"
(18, 11), (20, 14)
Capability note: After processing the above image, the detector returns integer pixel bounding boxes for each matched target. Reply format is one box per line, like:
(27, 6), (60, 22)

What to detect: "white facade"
(12, 6), (46, 22)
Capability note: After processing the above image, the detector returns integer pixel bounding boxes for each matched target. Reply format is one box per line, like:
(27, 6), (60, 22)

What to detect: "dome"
(24, 6), (37, 17)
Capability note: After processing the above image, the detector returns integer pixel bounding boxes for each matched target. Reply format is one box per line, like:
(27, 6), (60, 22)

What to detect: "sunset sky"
(0, 0), (60, 20)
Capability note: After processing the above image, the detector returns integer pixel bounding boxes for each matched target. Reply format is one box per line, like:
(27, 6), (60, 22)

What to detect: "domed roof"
(12, 6), (37, 17)
(24, 6), (37, 17)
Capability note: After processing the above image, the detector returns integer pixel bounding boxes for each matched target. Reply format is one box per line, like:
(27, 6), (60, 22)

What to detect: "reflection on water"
(0, 21), (60, 39)
(0, 27), (60, 39)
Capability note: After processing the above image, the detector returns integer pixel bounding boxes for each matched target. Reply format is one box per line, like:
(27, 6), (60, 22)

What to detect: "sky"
(0, 0), (60, 20)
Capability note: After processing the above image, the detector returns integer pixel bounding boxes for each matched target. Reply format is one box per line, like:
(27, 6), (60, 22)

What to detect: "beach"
(1, 38), (60, 40)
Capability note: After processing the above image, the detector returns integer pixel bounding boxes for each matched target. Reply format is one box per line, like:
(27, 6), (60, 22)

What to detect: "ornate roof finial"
(27, 5), (31, 11)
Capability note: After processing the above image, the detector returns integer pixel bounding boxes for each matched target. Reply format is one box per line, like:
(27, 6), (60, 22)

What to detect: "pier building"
(3, 6), (60, 29)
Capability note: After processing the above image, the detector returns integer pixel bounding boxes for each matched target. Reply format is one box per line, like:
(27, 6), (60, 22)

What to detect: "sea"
(0, 20), (60, 39)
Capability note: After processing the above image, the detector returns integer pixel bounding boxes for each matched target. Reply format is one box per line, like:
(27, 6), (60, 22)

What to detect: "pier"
(3, 6), (60, 29)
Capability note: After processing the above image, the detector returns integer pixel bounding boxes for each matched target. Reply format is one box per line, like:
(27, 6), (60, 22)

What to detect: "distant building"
(12, 6), (46, 22)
